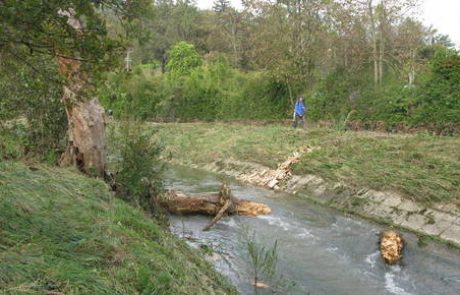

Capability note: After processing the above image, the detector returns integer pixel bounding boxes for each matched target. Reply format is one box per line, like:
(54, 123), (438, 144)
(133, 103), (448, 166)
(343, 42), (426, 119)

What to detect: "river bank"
(0, 161), (236, 294)
(153, 122), (460, 247)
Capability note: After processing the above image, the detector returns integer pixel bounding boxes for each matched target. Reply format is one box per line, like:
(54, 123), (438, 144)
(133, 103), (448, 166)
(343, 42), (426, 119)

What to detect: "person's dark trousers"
(292, 115), (305, 128)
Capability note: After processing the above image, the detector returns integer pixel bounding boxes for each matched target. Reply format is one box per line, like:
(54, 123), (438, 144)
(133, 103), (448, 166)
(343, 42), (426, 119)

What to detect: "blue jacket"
(294, 100), (306, 116)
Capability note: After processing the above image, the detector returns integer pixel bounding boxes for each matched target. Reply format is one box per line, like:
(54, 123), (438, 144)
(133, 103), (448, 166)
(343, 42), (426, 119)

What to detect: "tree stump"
(380, 230), (404, 264)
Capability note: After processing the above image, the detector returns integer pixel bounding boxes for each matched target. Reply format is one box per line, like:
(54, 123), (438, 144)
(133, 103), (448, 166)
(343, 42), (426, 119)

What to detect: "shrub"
(102, 56), (291, 122)
(412, 48), (460, 127)
(107, 119), (164, 213)
(166, 41), (202, 79)
(0, 58), (67, 162)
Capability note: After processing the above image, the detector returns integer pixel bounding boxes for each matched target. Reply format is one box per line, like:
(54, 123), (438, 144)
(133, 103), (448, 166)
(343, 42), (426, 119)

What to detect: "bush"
(0, 121), (27, 160)
(108, 119), (164, 213)
(0, 58), (67, 162)
(307, 68), (355, 122)
(166, 41), (202, 79)
(412, 48), (460, 127)
(102, 56), (291, 121)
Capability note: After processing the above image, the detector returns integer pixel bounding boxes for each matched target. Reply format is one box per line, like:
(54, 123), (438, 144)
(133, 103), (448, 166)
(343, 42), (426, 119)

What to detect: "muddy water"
(165, 166), (460, 295)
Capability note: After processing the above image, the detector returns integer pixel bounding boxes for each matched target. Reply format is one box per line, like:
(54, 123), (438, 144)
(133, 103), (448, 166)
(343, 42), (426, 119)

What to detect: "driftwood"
(160, 183), (271, 230)
(253, 282), (270, 289)
(238, 147), (315, 190)
(380, 230), (404, 264)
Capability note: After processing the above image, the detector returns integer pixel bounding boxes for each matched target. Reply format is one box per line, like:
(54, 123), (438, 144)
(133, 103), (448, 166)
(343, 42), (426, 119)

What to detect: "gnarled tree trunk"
(57, 9), (106, 177)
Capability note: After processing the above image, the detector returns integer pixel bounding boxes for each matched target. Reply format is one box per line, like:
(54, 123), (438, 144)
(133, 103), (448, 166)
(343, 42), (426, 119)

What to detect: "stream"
(165, 166), (460, 295)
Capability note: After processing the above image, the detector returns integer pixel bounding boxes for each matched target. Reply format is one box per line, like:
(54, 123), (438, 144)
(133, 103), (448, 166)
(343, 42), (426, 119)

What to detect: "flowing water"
(165, 166), (460, 295)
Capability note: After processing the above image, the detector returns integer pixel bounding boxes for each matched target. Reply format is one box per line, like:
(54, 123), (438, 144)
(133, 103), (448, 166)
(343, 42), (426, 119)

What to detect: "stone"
(397, 200), (423, 212)
(422, 218), (453, 236)
(399, 213), (426, 231)
(380, 195), (403, 208)
(440, 224), (460, 245)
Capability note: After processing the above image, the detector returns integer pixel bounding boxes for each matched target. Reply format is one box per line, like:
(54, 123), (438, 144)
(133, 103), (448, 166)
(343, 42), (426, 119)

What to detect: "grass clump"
(0, 161), (236, 294)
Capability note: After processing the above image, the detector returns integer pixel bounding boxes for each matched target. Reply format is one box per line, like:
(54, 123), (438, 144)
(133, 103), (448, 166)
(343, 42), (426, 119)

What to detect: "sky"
(195, 0), (460, 48)
(422, 0), (460, 47)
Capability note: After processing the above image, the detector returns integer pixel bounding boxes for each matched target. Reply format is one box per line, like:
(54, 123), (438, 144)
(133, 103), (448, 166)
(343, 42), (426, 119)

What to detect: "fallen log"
(380, 230), (404, 265)
(159, 183), (271, 230)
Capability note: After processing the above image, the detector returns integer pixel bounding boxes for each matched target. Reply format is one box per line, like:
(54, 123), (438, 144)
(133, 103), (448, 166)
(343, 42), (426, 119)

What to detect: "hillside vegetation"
(0, 161), (236, 294)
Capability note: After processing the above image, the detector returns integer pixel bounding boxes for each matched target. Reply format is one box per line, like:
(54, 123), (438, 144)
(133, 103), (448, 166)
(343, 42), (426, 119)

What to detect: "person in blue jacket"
(292, 96), (307, 128)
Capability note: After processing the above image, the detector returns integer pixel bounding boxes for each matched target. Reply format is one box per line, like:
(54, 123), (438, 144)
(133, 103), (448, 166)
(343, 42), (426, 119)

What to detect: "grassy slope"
(0, 161), (236, 294)
(154, 122), (460, 206)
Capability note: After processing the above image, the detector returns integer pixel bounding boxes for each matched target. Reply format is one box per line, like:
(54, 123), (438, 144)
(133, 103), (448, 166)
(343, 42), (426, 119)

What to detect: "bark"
(231, 18), (239, 66)
(57, 9), (106, 177)
(378, 34), (384, 85)
(378, 1), (386, 85)
(368, 0), (379, 86)
(286, 76), (294, 108)
(160, 183), (271, 230)
(161, 191), (271, 216)
(408, 49), (416, 86)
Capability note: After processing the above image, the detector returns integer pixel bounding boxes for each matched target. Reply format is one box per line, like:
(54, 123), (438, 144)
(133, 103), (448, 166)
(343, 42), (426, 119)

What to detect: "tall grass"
(0, 161), (236, 294)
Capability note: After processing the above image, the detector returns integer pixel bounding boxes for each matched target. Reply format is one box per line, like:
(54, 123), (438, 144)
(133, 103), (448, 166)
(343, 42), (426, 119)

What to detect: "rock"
(267, 179), (278, 189)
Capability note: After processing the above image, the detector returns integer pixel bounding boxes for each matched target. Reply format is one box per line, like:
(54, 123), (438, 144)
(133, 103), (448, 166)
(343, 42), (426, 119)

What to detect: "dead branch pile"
(238, 147), (314, 190)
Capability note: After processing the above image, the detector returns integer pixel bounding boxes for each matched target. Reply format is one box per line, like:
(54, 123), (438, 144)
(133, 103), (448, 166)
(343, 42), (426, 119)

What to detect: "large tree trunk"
(160, 183), (271, 231)
(161, 191), (271, 216)
(57, 9), (106, 177)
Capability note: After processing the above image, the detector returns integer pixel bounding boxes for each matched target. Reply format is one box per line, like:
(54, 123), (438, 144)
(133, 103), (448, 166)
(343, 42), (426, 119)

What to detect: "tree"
(392, 18), (427, 86)
(431, 34), (456, 49)
(213, 0), (231, 12)
(134, 0), (201, 72)
(352, 0), (419, 86)
(166, 41), (202, 78)
(212, 1), (244, 67)
(0, 0), (152, 177)
(246, 0), (328, 103)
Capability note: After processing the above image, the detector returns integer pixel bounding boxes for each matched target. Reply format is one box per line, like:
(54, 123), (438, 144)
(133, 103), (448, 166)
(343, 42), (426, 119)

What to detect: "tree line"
(105, 0), (459, 133)
(1, 0), (460, 173)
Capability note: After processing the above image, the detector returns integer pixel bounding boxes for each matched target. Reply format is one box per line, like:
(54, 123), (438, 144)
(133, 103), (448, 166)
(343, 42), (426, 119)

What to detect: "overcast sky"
(195, 0), (460, 47)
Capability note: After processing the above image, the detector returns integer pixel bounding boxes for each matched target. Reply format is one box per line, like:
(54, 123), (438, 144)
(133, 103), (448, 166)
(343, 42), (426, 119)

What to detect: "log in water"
(160, 183), (271, 230)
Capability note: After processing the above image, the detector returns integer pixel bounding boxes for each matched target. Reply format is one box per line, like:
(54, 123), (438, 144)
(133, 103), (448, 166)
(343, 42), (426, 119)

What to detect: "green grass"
(0, 161), (236, 294)
(154, 122), (460, 206)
